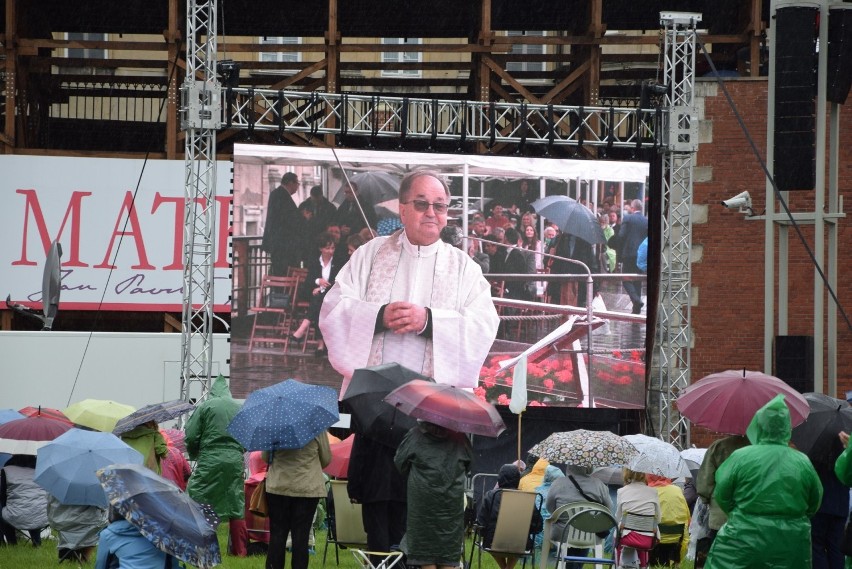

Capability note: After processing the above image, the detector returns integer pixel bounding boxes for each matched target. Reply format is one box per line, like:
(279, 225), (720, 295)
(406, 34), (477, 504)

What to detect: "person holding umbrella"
(95, 507), (180, 569)
(185, 375), (247, 557)
(394, 421), (473, 569)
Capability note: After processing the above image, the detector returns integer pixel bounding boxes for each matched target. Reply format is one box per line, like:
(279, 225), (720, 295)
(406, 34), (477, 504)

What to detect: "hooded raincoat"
(185, 375), (244, 520)
(705, 395), (823, 569)
(394, 423), (473, 566)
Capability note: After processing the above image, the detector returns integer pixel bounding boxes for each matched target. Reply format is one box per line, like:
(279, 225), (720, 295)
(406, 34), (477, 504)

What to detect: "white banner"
(0, 155), (232, 311)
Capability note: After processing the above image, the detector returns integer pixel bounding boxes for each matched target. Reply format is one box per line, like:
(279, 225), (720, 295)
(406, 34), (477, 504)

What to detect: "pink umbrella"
(323, 434), (355, 478)
(676, 369), (810, 435)
(0, 415), (75, 455)
(18, 406), (73, 425)
(384, 380), (506, 437)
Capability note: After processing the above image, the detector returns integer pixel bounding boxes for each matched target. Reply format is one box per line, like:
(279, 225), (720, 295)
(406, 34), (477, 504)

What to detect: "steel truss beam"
(180, 0), (221, 404)
(655, 12), (701, 449)
(223, 90), (659, 149)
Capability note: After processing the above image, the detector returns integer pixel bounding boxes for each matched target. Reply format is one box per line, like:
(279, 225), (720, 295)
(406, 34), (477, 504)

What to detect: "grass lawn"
(0, 526), (694, 569)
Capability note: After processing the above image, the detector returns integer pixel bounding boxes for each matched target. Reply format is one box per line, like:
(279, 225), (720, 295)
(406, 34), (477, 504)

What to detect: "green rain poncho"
(705, 394), (823, 569)
(185, 375), (245, 520)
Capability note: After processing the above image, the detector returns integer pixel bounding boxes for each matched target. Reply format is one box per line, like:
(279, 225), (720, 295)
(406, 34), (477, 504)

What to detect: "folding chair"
(469, 490), (539, 569)
(547, 501), (616, 569)
(323, 480), (368, 568)
(614, 512), (659, 569)
(351, 549), (405, 569)
(248, 275), (300, 351)
(649, 522), (686, 567)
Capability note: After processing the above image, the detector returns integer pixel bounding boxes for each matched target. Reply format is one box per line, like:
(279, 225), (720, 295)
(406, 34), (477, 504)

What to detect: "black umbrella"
(791, 392), (852, 468)
(112, 400), (195, 436)
(342, 363), (433, 448)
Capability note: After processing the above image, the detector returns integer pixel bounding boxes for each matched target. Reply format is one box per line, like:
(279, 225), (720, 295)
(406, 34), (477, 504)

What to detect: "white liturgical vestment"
(319, 230), (499, 397)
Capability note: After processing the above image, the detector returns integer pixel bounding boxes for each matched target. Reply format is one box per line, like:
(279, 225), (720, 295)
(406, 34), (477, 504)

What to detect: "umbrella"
(113, 400), (195, 435)
(323, 434), (355, 478)
(64, 399), (136, 432)
(342, 363), (433, 448)
(679, 447), (707, 472)
(0, 415), (75, 455)
(528, 429), (638, 469)
(0, 409), (25, 425)
(97, 463), (221, 569)
(227, 379), (339, 451)
(530, 195), (605, 245)
(384, 380), (506, 438)
(676, 370), (810, 435)
(348, 171), (402, 218)
(623, 434), (691, 479)
(34, 429), (143, 507)
(791, 392), (852, 468)
(18, 406), (73, 425)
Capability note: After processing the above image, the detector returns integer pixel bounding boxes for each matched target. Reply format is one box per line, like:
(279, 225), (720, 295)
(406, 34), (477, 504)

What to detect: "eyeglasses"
(403, 199), (449, 215)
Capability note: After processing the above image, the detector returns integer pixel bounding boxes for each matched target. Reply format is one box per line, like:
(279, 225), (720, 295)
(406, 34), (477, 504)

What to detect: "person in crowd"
(346, 233), (366, 256)
(646, 474), (690, 567)
(495, 228), (533, 302)
(320, 171), (499, 396)
(546, 464), (613, 567)
(704, 395), (822, 569)
(185, 374), (247, 557)
(120, 420), (168, 475)
(323, 221), (349, 264)
(262, 171), (304, 276)
(486, 204), (511, 232)
(348, 434), (407, 564)
(549, 231), (599, 308)
(519, 457), (549, 492)
(610, 199), (647, 314)
(521, 225), (544, 271)
(532, 465), (565, 552)
(598, 213), (617, 273)
(289, 232), (344, 356)
(469, 214), (489, 253)
(636, 236), (649, 274)
(440, 225), (489, 274)
(542, 225), (559, 255)
(334, 181), (377, 241)
(614, 468), (660, 569)
(476, 464), (543, 569)
(810, 431), (848, 569)
(94, 507), (179, 569)
(263, 431), (331, 569)
(47, 495), (107, 563)
(159, 442), (191, 492)
(298, 184), (337, 245)
(0, 455), (47, 547)
(395, 421), (473, 569)
(694, 434), (750, 567)
(682, 476), (698, 514)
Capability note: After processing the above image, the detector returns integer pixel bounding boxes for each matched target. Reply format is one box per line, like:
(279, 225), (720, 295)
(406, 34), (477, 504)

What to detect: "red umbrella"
(676, 370), (810, 435)
(384, 380), (507, 438)
(0, 415), (75, 455)
(18, 406), (73, 425)
(323, 434), (355, 478)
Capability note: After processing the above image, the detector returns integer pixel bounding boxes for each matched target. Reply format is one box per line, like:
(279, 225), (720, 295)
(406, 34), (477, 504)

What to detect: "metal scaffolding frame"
(654, 12), (701, 448)
(181, 3), (700, 446)
(179, 0), (222, 404)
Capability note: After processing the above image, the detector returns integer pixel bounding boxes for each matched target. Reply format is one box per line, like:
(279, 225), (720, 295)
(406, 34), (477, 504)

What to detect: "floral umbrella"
(529, 429), (638, 469)
(624, 434), (691, 479)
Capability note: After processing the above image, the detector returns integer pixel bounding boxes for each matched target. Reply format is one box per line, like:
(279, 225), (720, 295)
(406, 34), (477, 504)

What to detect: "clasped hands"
(382, 301), (428, 335)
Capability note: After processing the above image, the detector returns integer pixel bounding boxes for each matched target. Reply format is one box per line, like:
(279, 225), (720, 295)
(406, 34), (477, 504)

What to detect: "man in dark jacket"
(613, 199), (648, 314)
(262, 172), (303, 276)
(347, 434), (407, 562)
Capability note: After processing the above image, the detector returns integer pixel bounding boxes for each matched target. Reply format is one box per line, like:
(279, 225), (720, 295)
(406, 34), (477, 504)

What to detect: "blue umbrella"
(35, 429), (143, 507)
(97, 463), (221, 569)
(531, 195), (606, 245)
(227, 379), (339, 451)
(0, 409), (25, 425)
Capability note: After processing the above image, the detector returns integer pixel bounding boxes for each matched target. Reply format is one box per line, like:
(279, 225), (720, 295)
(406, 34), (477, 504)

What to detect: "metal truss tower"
(654, 13), (701, 448)
(179, 0), (222, 404)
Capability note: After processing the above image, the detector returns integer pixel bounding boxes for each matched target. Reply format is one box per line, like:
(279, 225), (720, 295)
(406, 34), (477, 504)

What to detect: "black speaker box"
(774, 335), (814, 394)
(828, 6), (852, 105)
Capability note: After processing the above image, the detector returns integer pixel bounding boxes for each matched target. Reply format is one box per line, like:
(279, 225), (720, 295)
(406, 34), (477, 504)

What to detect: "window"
(259, 37), (301, 63)
(67, 33), (107, 59)
(506, 31), (546, 73)
(381, 38), (422, 77)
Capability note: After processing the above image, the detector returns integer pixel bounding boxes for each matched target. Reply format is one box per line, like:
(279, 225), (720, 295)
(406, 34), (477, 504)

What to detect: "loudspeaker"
(828, 5), (852, 105)
(774, 335), (814, 393)
(773, 5), (818, 191)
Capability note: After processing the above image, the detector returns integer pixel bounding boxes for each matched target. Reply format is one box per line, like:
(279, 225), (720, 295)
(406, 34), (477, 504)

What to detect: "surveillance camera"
(721, 191), (752, 212)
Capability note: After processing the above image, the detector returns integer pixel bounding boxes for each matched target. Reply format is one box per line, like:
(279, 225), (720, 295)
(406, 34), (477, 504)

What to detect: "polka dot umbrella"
(227, 379), (339, 451)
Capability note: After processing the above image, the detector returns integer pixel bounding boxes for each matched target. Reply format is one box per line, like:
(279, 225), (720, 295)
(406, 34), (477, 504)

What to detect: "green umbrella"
(64, 399), (135, 432)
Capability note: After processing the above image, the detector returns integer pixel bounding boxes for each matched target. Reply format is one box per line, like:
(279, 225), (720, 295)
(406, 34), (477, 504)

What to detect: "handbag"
(249, 478), (269, 517)
(265, 291), (290, 309)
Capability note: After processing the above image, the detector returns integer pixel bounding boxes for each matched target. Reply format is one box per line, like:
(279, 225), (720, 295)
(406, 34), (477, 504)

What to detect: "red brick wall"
(689, 79), (852, 447)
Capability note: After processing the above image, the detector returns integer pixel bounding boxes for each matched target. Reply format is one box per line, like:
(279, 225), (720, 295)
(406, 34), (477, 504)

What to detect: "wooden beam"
(268, 59), (328, 91)
(541, 60), (591, 104)
(163, 312), (182, 332)
(165, 0), (180, 159)
(482, 56), (541, 104)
